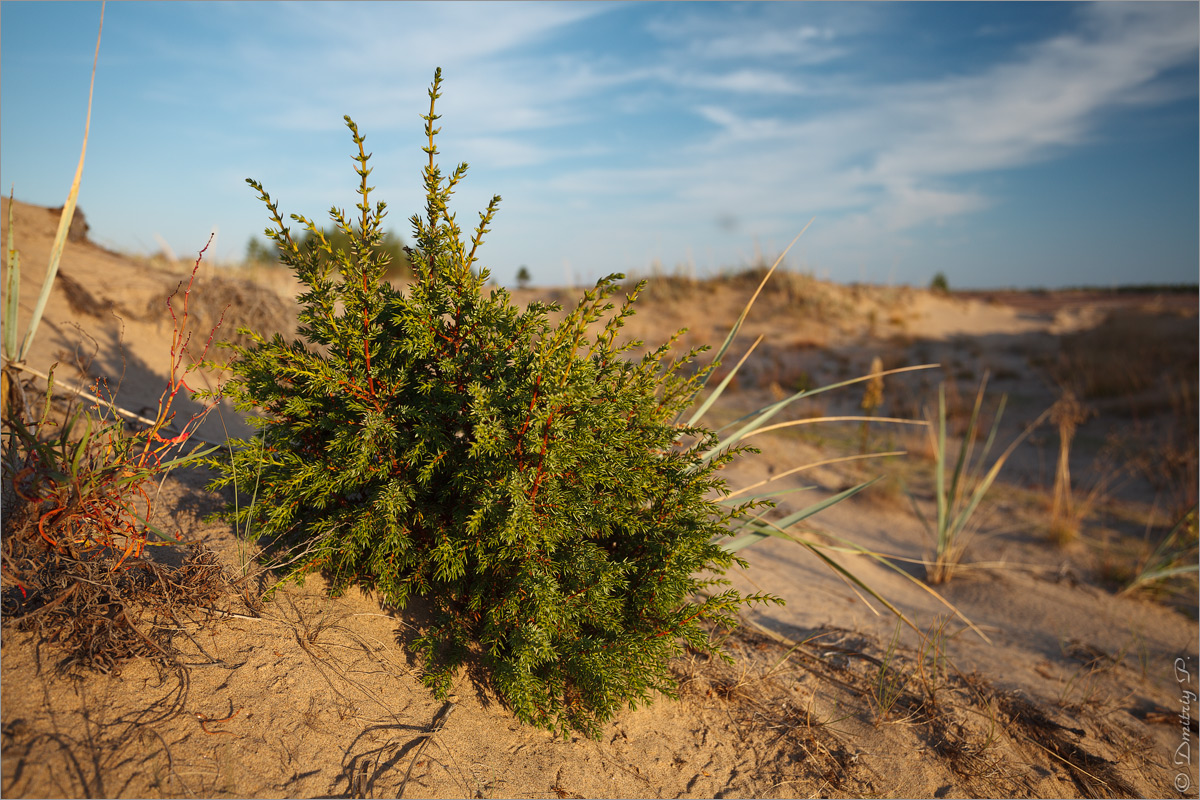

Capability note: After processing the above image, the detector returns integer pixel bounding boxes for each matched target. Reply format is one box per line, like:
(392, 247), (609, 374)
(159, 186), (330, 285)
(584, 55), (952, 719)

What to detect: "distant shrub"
(245, 236), (275, 265)
(245, 227), (412, 281)
(930, 272), (950, 294)
(296, 225), (411, 281)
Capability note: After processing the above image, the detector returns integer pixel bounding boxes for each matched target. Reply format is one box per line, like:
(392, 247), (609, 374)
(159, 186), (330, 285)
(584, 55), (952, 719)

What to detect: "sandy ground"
(2, 196), (1198, 798)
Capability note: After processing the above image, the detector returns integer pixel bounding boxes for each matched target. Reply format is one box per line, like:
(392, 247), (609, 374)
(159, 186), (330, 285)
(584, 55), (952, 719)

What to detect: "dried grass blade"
(677, 220), (813, 426)
(724, 451), (905, 501)
(17, 2), (103, 361)
(700, 364), (938, 468)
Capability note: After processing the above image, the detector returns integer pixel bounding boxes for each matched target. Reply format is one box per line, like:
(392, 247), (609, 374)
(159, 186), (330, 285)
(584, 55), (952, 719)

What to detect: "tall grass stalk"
(685, 286), (984, 639)
(3, 198), (20, 361)
(914, 375), (1050, 584)
(1048, 388), (1090, 545)
(869, 620), (910, 723)
(859, 355), (885, 453)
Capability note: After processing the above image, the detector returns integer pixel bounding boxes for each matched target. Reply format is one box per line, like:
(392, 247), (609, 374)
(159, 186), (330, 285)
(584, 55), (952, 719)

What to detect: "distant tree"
(930, 272), (950, 294)
(245, 236), (276, 264)
(516, 265), (531, 289)
(296, 227), (412, 281)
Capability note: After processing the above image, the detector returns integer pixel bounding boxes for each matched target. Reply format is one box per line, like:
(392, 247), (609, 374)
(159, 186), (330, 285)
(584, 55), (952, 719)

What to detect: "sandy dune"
(2, 196), (1197, 798)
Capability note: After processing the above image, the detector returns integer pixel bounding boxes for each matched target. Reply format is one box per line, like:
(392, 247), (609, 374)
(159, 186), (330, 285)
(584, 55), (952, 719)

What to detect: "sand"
(2, 196), (1197, 798)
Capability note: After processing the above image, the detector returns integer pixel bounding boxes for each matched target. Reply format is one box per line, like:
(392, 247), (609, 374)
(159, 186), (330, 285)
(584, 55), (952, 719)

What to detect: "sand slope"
(2, 197), (1197, 798)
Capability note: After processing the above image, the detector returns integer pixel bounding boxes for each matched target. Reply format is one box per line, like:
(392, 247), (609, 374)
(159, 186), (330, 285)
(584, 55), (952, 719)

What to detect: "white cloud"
(645, 9), (846, 65)
(12, 0), (1193, 284)
(276, 1), (607, 69)
(651, 1), (1199, 243)
(866, 3), (1196, 196)
(667, 68), (810, 96)
(209, 1), (621, 137)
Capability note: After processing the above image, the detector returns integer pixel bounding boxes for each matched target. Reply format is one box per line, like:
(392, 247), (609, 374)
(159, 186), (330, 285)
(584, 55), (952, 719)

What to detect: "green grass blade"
(699, 364), (939, 469)
(155, 443), (222, 471)
(944, 381), (983, 531)
(771, 477), (882, 529)
(1131, 564), (1199, 584)
(3, 194), (20, 360)
(795, 539), (915, 625)
(109, 444), (223, 492)
(144, 520), (180, 544)
(1120, 505), (1199, 594)
(67, 416), (95, 477)
(685, 334), (762, 428)
(724, 451), (907, 502)
(926, 374), (1053, 582)
(720, 478), (881, 553)
(947, 402), (1047, 541)
(798, 526), (991, 642)
(935, 385), (948, 554)
(717, 483), (819, 506)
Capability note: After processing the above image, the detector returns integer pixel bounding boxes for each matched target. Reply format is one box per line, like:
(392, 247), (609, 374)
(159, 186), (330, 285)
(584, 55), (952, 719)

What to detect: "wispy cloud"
(2, 1), (1194, 287)
(644, 7), (847, 65)
(201, 1), (617, 136)
(667, 68), (812, 96)
(636, 1), (1199, 244)
(131, 0), (1200, 277)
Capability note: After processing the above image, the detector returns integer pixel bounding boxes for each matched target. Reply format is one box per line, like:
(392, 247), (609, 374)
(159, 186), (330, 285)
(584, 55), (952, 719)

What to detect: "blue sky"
(2, 1), (1197, 289)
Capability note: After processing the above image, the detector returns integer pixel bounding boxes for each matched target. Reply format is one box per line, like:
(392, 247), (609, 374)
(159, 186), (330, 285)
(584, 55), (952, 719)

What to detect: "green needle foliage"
(208, 69), (776, 738)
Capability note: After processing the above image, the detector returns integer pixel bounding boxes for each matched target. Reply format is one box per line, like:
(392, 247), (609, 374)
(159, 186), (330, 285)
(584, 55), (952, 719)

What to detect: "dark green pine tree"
(208, 68), (776, 738)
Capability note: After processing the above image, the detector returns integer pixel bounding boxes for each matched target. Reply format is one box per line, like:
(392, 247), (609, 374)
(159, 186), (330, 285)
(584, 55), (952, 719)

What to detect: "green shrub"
(208, 69), (775, 738)
(930, 272), (950, 294)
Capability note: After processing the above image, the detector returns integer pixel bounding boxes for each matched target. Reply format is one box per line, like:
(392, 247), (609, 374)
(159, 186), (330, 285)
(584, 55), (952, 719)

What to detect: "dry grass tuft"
(0, 527), (251, 674)
(1047, 389), (1092, 545)
(1054, 308), (1198, 519)
(148, 272), (297, 354)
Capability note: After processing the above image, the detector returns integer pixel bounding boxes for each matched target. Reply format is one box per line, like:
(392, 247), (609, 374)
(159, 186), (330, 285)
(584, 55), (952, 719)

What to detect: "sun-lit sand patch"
(2, 196), (1196, 798)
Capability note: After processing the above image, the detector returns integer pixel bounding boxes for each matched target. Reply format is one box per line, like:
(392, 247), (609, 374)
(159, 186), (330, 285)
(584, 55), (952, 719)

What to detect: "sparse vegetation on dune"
(5, 177), (1196, 791)
(2, 29), (1196, 796)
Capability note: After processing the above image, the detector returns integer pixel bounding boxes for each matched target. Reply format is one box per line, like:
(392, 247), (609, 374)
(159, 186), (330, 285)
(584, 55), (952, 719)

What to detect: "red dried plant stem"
(360, 257), (378, 395)
(134, 235), (225, 468)
(527, 407), (558, 501)
(514, 375), (542, 463)
(37, 506), (65, 548)
(363, 315), (375, 394)
(8, 232), (228, 565)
